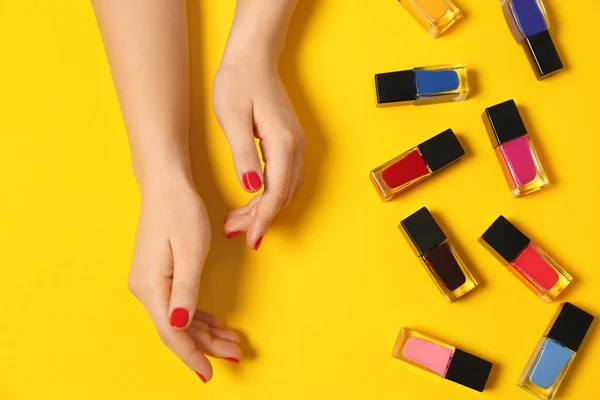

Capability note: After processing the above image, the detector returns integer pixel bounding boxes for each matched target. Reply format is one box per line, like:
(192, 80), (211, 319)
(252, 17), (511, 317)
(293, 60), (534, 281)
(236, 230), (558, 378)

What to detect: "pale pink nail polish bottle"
(483, 99), (548, 197)
(392, 328), (493, 392)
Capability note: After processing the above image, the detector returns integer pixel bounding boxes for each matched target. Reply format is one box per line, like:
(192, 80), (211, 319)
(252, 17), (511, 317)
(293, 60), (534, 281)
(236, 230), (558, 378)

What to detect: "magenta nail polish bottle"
(483, 99), (548, 197)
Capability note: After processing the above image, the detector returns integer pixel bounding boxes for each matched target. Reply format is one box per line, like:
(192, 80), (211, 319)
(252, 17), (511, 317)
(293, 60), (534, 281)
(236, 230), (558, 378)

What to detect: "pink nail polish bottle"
(392, 328), (493, 392)
(483, 99), (548, 197)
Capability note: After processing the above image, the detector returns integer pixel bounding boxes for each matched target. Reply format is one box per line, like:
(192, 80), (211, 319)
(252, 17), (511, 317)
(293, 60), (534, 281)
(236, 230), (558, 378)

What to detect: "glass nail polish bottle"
(518, 303), (594, 400)
(483, 99), (548, 197)
(400, 207), (478, 302)
(375, 64), (469, 106)
(370, 129), (465, 201)
(393, 328), (493, 392)
(500, 0), (562, 79)
(399, 0), (462, 38)
(480, 216), (572, 302)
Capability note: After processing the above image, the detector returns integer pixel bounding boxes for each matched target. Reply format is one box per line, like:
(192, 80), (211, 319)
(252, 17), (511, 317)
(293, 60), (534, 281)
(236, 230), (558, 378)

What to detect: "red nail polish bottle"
(370, 129), (465, 201)
(480, 216), (572, 302)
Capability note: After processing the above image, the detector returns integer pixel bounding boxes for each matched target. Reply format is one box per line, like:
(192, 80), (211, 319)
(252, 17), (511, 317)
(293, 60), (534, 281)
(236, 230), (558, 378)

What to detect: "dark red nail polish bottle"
(400, 207), (478, 302)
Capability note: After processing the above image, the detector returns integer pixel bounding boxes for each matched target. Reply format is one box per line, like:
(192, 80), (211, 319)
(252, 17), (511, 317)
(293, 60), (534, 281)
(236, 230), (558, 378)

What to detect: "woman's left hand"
(213, 55), (305, 250)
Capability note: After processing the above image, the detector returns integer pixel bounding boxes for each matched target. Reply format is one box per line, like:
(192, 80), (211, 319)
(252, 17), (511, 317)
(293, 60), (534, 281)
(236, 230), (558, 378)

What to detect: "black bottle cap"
(482, 100), (527, 148)
(445, 348), (493, 392)
(417, 129), (465, 173)
(546, 302), (594, 352)
(400, 207), (446, 256)
(375, 70), (417, 104)
(480, 216), (530, 263)
(522, 30), (563, 80)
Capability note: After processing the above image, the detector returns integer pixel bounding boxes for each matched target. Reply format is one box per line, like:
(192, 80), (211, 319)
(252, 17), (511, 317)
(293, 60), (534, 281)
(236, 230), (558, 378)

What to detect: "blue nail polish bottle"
(375, 64), (469, 106)
(518, 303), (594, 400)
(501, 0), (563, 79)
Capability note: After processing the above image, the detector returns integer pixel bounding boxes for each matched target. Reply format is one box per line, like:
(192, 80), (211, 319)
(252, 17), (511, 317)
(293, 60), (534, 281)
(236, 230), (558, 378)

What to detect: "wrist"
(222, 36), (282, 70)
(222, 14), (288, 67)
(133, 161), (197, 199)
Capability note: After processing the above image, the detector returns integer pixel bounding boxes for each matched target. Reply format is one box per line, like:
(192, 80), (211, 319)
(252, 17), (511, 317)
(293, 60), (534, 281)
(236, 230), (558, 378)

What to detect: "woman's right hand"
(128, 178), (242, 383)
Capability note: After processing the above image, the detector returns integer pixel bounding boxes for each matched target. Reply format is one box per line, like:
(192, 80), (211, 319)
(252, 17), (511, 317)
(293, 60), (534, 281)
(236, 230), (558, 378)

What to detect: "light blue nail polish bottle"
(518, 302), (593, 400)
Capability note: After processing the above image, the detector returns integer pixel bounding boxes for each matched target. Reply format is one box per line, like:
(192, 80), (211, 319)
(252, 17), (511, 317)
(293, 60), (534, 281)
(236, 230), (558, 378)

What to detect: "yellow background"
(1, 1), (599, 399)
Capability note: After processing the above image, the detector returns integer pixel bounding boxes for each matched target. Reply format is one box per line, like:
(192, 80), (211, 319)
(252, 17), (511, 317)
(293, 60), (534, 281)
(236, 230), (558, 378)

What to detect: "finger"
(246, 144), (293, 249)
(216, 102), (263, 193)
(158, 327), (214, 382)
(224, 213), (253, 238)
(295, 160), (304, 193)
(188, 327), (243, 362)
(282, 152), (303, 209)
(136, 277), (214, 382)
(190, 321), (241, 344)
(209, 327), (241, 344)
(227, 194), (262, 219)
(192, 310), (222, 328)
(168, 238), (210, 330)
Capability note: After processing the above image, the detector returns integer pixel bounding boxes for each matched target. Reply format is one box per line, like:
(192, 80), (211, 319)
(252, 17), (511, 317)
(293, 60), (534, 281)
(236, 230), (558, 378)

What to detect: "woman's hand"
(213, 56), (305, 250)
(128, 181), (242, 383)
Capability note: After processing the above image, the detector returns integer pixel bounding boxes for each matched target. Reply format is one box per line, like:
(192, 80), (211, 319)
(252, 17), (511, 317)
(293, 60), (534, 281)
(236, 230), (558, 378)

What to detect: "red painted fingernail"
(196, 372), (207, 383)
(254, 236), (263, 251)
(169, 308), (189, 328)
(224, 357), (240, 364)
(242, 172), (262, 191)
(226, 231), (241, 239)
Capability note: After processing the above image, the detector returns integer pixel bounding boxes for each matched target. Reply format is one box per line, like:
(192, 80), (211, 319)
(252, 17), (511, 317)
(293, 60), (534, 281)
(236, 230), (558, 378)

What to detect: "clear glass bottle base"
(428, 6), (462, 38)
(511, 174), (549, 198)
(400, 0), (462, 38)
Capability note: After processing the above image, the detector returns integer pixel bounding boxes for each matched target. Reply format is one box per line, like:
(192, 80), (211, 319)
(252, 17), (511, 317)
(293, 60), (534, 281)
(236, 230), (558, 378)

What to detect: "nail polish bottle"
(393, 328), (493, 392)
(400, 207), (478, 302)
(375, 64), (469, 106)
(500, 0), (562, 79)
(518, 303), (594, 400)
(370, 129), (465, 201)
(480, 216), (572, 302)
(399, 0), (462, 38)
(483, 99), (548, 197)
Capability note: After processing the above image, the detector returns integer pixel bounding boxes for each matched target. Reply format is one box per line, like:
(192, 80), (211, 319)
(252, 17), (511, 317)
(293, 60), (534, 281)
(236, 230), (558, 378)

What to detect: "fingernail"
(226, 231), (241, 239)
(254, 236), (263, 251)
(196, 372), (207, 383)
(224, 357), (240, 364)
(169, 308), (189, 328)
(242, 172), (262, 191)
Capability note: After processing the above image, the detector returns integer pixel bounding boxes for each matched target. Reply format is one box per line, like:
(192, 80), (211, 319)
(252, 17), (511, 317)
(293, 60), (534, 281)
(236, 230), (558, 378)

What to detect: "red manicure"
(242, 172), (262, 191)
(196, 372), (207, 383)
(169, 308), (189, 328)
(226, 231), (241, 239)
(254, 236), (263, 251)
(224, 357), (240, 364)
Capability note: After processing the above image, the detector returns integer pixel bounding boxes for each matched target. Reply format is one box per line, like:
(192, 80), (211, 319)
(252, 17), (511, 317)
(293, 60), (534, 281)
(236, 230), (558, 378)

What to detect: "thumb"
(168, 241), (209, 330)
(217, 104), (263, 193)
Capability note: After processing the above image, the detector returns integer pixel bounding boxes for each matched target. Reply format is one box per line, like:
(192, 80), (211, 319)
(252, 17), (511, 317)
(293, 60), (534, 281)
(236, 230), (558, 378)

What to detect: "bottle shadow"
(467, 70), (481, 99)
(542, 0), (569, 69)
(186, 0), (247, 331)
(274, 0), (328, 234)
